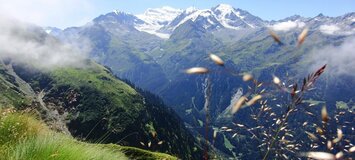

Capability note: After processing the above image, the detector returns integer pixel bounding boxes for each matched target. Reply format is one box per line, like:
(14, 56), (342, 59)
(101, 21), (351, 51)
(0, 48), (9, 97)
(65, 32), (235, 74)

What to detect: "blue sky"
(101, 0), (355, 18)
(0, 0), (354, 28)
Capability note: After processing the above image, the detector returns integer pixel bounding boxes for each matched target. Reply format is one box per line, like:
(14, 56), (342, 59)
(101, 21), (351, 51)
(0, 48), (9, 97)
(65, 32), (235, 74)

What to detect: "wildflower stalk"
(262, 64), (325, 159)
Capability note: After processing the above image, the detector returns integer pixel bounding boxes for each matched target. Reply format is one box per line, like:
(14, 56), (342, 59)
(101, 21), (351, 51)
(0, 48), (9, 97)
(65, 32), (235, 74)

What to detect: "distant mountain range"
(46, 4), (355, 38)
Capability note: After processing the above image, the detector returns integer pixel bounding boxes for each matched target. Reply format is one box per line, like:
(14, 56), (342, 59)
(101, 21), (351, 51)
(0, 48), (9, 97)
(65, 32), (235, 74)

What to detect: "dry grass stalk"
(273, 76), (281, 85)
(213, 130), (217, 140)
(246, 95), (262, 106)
(209, 54), (224, 66)
(232, 133), (237, 138)
(184, 33), (352, 159)
(316, 127), (324, 135)
(327, 140), (332, 150)
(306, 131), (319, 141)
(321, 106), (329, 122)
(185, 67), (209, 74)
(298, 28), (309, 46)
(332, 129), (343, 143)
(243, 74), (253, 82)
(237, 124), (245, 128)
(349, 146), (355, 152)
(335, 151), (343, 159)
(299, 151), (335, 160)
(269, 30), (282, 44)
(231, 96), (247, 114)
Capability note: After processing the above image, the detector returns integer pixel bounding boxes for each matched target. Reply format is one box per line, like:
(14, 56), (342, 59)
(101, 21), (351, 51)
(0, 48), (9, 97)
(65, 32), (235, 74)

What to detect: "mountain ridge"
(80, 4), (355, 38)
(0, 59), (205, 159)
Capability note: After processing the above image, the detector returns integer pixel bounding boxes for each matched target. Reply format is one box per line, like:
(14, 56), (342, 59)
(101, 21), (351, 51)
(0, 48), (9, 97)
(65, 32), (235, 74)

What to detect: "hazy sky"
(0, 0), (354, 29)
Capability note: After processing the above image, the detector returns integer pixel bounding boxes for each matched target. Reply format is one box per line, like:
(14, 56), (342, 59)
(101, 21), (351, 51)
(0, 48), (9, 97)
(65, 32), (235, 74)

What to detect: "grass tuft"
(0, 109), (45, 147)
(0, 109), (128, 160)
(0, 109), (177, 160)
(2, 134), (127, 160)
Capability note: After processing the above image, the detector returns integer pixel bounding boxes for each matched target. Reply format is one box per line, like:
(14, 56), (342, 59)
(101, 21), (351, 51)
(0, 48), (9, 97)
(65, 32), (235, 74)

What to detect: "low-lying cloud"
(319, 24), (355, 35)
(0, 16), (89, 69)
(271, 20), (305, 32)
(308, 37), (355, 77)
(319, 24), (340, 35)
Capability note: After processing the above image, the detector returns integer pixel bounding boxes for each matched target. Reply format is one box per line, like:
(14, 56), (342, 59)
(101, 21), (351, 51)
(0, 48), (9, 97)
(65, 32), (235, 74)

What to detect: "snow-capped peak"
(159, 4), (266, 35)
(213, 4), (265, 29)
(135, 6), (182, 38)
(185, 7), (198, 14)
(212, 4), (249, 29)
(177, 9), (214, 27)
(213, 3), (239, 19)
(214, 4), (235, 13)
(137, 6), (182, 24)
(113, 10), (126, 15)
(133, 4), (266, 38)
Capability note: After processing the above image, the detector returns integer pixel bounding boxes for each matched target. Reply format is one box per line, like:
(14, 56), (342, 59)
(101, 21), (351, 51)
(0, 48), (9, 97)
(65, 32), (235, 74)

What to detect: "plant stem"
(262, 110), (291, 160)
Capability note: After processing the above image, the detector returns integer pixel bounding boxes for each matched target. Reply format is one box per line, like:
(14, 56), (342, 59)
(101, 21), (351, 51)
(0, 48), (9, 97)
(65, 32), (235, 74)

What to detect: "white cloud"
(319, 24), (340, 35)
(309, 37), (355, 77)
(0, 16), (90, 69)
(0, 0), (94, 28)
(271, 20), (306, 31)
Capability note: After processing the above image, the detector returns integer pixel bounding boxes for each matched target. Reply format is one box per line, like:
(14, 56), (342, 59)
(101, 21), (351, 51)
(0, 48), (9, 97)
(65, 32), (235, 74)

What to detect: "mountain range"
(46, 4), (355, 38)
(41, 3), (355, 159)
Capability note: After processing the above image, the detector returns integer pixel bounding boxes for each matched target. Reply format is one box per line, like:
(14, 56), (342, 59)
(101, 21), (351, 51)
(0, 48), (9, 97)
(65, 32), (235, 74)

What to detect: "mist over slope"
(0, 16), (206, 159)
(0, 16), (90, 69)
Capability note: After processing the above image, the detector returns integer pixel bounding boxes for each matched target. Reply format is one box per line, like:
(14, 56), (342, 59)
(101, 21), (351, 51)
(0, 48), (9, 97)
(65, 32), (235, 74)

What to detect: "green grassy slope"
(0, 109), (176, 160)
(0, 60), (202, 159)
(0, 64), (31, 108)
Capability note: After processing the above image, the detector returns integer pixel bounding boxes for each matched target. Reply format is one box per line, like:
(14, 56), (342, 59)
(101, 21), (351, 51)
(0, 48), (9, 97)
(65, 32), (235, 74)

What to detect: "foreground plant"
(185, 29), (354, 159)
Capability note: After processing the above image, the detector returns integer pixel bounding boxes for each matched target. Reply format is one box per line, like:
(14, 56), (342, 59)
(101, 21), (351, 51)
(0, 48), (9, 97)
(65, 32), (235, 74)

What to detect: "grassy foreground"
(0, 109), (176, 160)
